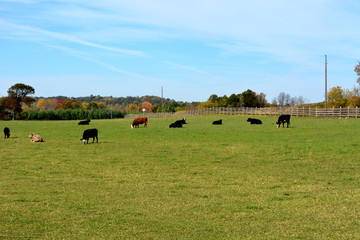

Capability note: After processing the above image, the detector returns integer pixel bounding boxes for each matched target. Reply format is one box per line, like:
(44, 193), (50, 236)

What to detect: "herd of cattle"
(2, 115), (291, 144)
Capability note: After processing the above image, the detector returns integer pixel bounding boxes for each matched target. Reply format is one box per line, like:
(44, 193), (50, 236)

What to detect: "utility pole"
(161, 86), (164, 114)
(110, 96), (113, 119)
(325, 55), (328, 110)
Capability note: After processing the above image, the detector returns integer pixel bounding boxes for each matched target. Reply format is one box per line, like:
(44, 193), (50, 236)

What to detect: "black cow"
(4, 127), (10, 139)
(174, 118), (186, 125)
(276, 114), (291, 128)
(247, 118), (262, 125)
(78, 119), (90, 125)
(169, 121), (183, 128)
(80, 128), (98, 144)
(212, 119), (222, 125)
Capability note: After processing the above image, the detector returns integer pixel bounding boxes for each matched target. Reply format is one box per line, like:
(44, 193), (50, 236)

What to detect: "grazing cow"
(4, 127), (10, 138)
(80, 128), (98, 144)
(78, 119), (90, 125)
(247, 118), (262, 125)
(131, 117), (148, 128)
(29, 133), (44, 142)
(276, 114), (291, 128)
(169, 121), (183, 128)
(212, 119), (222, 125)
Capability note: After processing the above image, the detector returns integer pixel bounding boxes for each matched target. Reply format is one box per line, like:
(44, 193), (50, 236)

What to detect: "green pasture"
(0, 115), (359, 239)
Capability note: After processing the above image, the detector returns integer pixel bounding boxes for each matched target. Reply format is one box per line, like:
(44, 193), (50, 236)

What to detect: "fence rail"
(125, 107), (360, 119)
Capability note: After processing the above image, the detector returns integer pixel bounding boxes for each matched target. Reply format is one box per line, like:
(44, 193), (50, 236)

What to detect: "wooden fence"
(125, 107), (360, 119)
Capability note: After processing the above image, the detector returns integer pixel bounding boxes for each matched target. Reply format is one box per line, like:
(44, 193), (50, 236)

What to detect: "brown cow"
(131, 117), (148, 128)
(29, 133), (44, 142)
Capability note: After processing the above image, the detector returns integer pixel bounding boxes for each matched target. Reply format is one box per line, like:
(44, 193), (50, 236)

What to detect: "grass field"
(0, 115), (359, 239)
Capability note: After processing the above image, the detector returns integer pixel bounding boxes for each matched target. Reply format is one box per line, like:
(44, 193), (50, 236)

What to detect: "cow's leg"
(95, 135), (98, 143)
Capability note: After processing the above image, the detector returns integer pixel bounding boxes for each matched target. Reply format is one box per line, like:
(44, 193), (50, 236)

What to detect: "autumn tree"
(88, 102), (99, 110)
(199, 101), (216, 109)
(58, 99), (82, 109)
(327, 86), (348, 107)
(347, 96), (360, 107)
(256, 93), (267, 107)
(97, 102), (107, 109)
(36, 98), (46, 110)
(36, 98), (58, 111)
(128, 103), (139, 112)
(141, 101), (152, 112)
(0, 97), (8, 119)
(5, 83), (35, 119)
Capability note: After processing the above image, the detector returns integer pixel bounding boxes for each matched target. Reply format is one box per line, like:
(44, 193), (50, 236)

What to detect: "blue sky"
(1, 0), (359, 103)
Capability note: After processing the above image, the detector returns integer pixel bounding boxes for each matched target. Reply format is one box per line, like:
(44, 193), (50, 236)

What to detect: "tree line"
(1, 61), (360, 120)
(0, 84), (125, 120)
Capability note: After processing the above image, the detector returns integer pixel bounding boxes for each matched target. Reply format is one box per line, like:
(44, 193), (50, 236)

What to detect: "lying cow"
(81, 128), (98, 144)
(78, 119), (90, 125)
(276, 114), (291, 128)
(29, 133), (44, 142)
(131, 117), (148, 128)
(169, 121), (183, 128)
(174, 118), (187, 124)
(247, 118), (262, 125)
(4, 127), (10, 138)
(212, 119), (222, 125)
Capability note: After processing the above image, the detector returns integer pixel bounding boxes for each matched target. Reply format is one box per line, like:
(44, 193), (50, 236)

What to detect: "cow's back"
(83, 128), (98, 138)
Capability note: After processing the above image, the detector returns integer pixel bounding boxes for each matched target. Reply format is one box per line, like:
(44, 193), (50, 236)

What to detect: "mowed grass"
(0, 115), (359, 239)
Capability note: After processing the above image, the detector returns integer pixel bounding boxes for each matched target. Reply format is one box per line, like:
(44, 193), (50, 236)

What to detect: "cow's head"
(29, 133), (34, 138)
(80, 138), (86, 144)
(131, 124), (134, 129)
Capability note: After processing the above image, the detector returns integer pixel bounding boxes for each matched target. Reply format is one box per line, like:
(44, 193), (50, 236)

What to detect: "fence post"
(340, 106), (342, 118)
(357, 106), (358, 119)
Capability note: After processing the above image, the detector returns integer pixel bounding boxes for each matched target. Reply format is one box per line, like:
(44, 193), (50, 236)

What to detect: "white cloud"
(0, 20), (146, 57)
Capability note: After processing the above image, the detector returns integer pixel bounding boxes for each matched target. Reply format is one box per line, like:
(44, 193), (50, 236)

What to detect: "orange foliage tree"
(141, 101), (152, 112)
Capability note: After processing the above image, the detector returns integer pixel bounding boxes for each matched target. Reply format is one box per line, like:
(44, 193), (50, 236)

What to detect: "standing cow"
(80, 128), (98, 144)
(276, 114), (291, 128)
(4, 127), (10, 138)
(131, 117), (148, 128)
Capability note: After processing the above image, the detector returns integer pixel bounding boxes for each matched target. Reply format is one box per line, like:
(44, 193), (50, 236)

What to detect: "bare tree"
(355, 61), (360, 84)
(277, 92), (286, 106)
(285, 94), (291, 106)
(271, 98), (277, 106)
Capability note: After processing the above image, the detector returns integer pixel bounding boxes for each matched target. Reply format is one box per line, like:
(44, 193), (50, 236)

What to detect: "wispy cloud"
(165, 61), (215, 77)
(46, 44), (156, 81)
(0, 20), (147, 57)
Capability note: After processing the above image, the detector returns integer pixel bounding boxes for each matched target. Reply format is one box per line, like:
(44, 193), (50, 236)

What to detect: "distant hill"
(36, 95), (189, 107)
